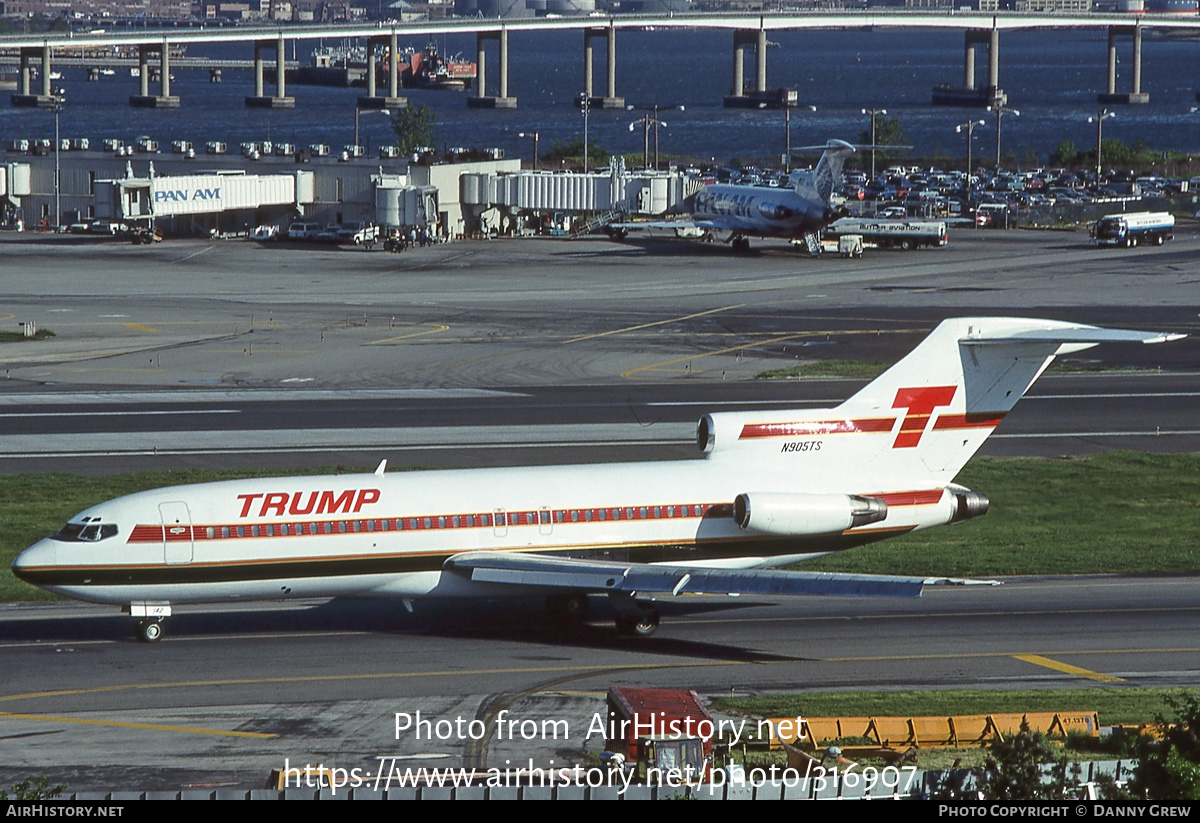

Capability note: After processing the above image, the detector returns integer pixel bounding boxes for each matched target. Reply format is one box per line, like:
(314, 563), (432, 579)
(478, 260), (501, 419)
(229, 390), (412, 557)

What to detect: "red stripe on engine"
(739, 417), (896, 439)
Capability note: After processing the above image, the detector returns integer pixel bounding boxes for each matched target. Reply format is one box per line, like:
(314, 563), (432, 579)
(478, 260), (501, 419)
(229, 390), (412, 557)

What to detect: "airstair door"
(160, 501), (194, 565)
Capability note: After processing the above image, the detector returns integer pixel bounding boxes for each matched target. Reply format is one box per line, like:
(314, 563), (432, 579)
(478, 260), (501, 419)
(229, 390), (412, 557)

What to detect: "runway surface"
(1, 227), (1198, 792)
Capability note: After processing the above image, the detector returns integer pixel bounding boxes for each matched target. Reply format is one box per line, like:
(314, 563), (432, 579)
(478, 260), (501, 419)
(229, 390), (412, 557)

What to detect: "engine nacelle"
(733, 492), (888, 536)
(950, 489), (989, 523)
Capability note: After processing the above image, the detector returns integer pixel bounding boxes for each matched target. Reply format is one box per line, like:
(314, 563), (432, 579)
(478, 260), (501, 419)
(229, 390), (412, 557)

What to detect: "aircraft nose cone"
(11, 540), (55, 584)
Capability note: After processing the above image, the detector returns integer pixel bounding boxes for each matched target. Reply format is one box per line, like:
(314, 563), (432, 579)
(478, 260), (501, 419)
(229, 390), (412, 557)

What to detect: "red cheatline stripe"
(126, 502), (734, 544)
(932, 413), (1006, 431)
(123, 491), (944, 545)
(739, 417), (896, 439)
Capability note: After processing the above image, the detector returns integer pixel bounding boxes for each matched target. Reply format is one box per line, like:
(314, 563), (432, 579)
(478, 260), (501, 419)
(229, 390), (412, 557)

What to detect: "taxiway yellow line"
(619, 326), (929, 380)
(122, 323), (159, 333)
(0, 711), (276, 739)
(0, 662), (742, 705)
(563, 305), (743, 344)
(1011, 654), (1124, 683)
(367, 324), (450, 345)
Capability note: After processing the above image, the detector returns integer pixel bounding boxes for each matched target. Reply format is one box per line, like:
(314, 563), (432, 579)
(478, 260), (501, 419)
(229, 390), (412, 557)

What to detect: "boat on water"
(401, 42), (477, 90)
(290, 42), (476, 90)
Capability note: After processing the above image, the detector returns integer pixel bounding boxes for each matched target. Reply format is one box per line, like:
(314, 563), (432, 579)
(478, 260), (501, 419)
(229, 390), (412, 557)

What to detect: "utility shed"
(605, 687), (715, 761)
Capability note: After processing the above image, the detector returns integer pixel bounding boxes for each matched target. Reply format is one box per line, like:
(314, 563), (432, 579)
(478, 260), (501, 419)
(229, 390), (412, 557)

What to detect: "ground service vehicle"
(1090, 212), (1175, 248)
(826, 218), (947, 250)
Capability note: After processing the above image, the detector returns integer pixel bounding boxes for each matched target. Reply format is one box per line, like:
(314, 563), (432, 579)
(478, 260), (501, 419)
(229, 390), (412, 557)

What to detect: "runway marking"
(172, 246), (214, 264)
(0, 439), (684, 459)
(1030, 392), (1200, 400)
(366, 324), (450, 345)
(0, 661), (745, 706)
(122, 323), (159, 333)
(37, 368), (165, 373)
(0, 410), (239, 419)
(3, 648), (1193, 706)
(1011, 654), (1124, 683)
(620, 327), (926, 380)
(993, 430), (1200, 439)
(0, 711), (276, 739)
(563, 305), (743, 344)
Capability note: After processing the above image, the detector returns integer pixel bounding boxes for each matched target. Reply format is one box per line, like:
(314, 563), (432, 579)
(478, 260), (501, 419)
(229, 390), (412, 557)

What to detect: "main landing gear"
(134, 618), (164, 643)
(544, 593), (661, 637)
(609, 592), (660, 637)
(730, 236), (751, 254)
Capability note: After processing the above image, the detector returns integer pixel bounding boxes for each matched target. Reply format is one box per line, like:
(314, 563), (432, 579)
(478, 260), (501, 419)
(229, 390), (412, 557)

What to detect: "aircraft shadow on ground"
(0, 596), (808, 663)
(560, 238), (765, 259)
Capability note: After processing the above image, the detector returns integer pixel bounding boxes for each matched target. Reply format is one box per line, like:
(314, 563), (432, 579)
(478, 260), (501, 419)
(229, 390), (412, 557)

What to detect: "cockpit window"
(51, 520), (118, 542)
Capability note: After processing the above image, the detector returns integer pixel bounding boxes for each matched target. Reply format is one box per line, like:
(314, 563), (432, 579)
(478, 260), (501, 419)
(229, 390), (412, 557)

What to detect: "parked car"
(336, 221), (380, 246)
(286, 222), (322, 240)
(88, 220), (128, 235)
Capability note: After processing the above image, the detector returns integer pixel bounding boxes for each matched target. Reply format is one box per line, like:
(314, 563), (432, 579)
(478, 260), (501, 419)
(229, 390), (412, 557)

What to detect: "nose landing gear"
(135, 618), (164, 643)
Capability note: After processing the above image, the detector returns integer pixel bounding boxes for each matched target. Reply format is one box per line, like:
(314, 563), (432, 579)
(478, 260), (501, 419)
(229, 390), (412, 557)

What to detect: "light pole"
(1088, 108), (1116, 184)
(988, 103), (1019, 172)
(518, 131), (539, 170)
(52, 88), (64, 229)
(956, 118), (986, 184)
(627, 104), (684, 171)
(579, 91), (590, 174)
(783, 104), (816, 174)
(861, 107), (886, 179)
(355, 107), (391, 155)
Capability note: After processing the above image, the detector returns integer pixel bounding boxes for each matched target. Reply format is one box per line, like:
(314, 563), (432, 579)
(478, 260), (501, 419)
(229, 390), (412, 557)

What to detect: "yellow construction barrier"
(763, 712), (1100, 751)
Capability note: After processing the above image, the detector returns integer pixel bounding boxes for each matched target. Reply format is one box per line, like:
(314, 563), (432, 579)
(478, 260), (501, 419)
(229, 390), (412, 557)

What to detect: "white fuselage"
(692, 185), (823, 239)
(13, 453), (957, 608)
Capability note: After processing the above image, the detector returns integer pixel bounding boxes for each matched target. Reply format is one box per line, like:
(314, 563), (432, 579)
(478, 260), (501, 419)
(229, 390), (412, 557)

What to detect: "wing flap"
(445, 552), (926, 599)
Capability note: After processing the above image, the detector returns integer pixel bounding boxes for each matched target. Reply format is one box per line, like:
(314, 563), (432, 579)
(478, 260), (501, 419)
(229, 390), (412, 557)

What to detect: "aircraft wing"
(609, 217), (726, 234)
(443, 551), (929, 598)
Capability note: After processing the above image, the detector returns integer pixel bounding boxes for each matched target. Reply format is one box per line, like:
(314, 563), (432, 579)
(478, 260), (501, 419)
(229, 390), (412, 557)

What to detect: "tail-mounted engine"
(733, 492), (888, 536)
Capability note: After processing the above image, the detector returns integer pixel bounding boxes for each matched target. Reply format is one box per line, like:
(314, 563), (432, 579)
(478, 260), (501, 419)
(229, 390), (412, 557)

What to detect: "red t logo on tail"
(892, 386), (957, 448)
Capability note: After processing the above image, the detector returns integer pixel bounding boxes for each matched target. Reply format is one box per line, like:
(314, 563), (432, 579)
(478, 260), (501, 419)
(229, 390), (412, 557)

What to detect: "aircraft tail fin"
(700, 317), (1183, 488)
(792, 139), (856, 204)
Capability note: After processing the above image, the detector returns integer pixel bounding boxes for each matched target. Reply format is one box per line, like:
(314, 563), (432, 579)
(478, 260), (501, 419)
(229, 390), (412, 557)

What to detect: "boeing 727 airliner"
(11, 317), (1183, 641)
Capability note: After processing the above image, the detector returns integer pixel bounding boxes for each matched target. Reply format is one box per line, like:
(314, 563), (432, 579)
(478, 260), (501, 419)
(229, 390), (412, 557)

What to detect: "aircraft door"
(159, 501), (194, 565)
(493, 508), (508, 538)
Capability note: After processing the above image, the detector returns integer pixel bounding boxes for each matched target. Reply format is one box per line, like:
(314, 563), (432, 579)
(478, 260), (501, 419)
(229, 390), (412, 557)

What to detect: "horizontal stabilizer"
(961, 327), (1185, 346)
(445, 552), (926, 599)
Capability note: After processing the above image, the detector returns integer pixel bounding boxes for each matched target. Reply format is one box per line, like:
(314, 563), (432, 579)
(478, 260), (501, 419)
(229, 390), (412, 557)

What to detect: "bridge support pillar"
(1101, 24), (1149, 104)
(468, 28), (516, 109)
(245, 36), (294, 109)
(933, 28), (1005, 108)
(723, 28), (795, 109)
(358, 34), (407, 111)
(11, 45), (60, 108)
(129, 42), (180, 108)
(579, 25), (623, 109)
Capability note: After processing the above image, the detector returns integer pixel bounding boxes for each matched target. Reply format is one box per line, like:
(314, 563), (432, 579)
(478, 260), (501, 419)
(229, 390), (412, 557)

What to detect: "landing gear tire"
(547, 594), (589, 622)
(135, 618), (163, 643)
(732, 237), (750, 254)
(615, 606), (660, 637)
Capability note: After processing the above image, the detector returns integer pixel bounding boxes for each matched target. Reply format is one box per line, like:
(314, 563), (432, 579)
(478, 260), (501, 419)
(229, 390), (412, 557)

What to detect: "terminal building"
(3, 143), (700, 238)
